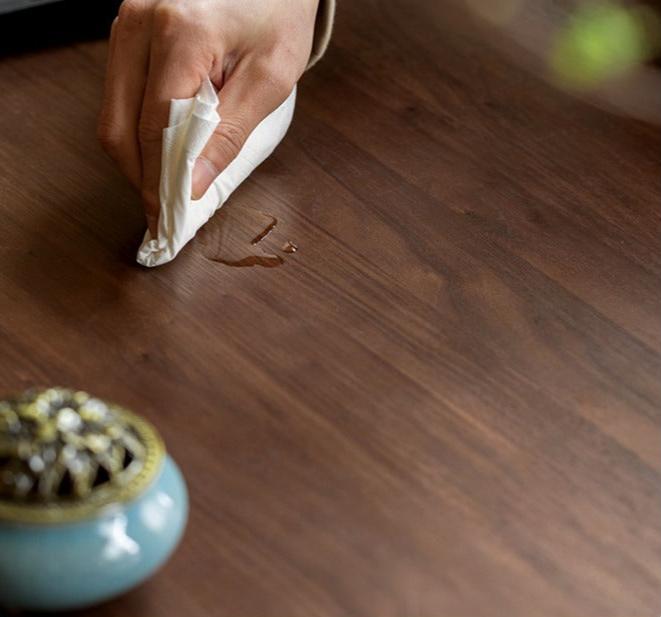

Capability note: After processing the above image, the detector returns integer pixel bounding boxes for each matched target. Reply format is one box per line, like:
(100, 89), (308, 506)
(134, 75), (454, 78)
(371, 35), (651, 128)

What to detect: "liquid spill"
(201, 207), (297, 269)
(250, 217), (277, 245)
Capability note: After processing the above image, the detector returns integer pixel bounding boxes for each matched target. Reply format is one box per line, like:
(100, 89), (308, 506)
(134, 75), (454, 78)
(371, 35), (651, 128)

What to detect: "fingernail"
(191, 157), (217, 200)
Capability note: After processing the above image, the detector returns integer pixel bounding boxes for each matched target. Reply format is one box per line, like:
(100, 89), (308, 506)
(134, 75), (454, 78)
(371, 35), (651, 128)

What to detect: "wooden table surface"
(0, 1), (659, 616)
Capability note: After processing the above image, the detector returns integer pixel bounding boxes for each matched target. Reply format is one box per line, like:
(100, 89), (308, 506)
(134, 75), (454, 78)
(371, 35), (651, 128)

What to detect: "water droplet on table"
(281, 241), (298, 254)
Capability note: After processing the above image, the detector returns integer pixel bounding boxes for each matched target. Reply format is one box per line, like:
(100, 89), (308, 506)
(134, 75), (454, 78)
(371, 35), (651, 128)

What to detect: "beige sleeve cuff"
(307, 0), (336, 68)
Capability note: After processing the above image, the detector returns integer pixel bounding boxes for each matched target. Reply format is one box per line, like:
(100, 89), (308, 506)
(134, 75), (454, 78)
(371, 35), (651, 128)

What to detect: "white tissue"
(136, 78), (296, 267)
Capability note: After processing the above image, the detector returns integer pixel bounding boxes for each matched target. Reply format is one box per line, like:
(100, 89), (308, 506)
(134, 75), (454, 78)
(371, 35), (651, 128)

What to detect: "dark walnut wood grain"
(0, 1), (659, 616)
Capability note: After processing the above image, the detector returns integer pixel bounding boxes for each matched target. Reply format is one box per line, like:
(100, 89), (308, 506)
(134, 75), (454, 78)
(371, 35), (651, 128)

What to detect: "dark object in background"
(0, 0), (64, 15)
(0, 0), (120, 56)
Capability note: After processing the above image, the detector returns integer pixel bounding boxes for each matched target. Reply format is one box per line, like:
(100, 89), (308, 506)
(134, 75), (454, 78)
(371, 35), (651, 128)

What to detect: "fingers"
(138, 3), (214, 234)
(191, 58), (296, 200)
(99, 0), (301, 233)
(97, 1), (153, 192)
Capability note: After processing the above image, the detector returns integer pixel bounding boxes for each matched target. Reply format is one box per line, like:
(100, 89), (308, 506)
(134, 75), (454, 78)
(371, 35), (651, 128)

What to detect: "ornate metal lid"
(0, 388), (164, 524)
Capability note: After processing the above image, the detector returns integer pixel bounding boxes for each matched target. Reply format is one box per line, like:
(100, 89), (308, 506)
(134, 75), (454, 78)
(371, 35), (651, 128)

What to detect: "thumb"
(191, 62), (294, 200)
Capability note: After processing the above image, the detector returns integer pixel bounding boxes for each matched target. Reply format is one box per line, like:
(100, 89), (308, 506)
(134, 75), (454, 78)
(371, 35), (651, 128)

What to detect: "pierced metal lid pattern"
(0, 388), (164, 524)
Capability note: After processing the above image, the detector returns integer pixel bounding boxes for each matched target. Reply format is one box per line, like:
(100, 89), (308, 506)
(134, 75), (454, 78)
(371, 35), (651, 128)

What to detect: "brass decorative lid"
(0, 388), (164, 524)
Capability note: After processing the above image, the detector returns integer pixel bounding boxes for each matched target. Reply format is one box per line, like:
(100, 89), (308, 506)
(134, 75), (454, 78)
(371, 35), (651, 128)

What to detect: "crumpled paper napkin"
(137, 77), (296, 267)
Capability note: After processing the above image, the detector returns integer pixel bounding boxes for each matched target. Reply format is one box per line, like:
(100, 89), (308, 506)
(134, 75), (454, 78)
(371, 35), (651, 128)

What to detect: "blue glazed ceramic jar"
(0, 388), (188, 612)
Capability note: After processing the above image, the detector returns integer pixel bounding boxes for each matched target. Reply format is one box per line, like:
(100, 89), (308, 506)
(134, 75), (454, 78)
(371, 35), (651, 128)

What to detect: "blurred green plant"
(550, 2), (661, 89)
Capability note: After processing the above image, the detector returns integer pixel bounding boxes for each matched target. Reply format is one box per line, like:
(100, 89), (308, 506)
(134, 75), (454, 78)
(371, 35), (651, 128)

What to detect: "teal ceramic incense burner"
(0, 388), (188, 611)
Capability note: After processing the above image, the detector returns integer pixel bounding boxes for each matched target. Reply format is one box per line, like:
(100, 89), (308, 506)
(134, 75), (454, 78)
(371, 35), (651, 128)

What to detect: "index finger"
(137, 9), (214, 234)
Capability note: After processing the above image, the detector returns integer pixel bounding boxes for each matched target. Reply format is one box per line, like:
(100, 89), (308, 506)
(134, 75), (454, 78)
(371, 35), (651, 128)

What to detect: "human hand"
(98, 0), (318, 235)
